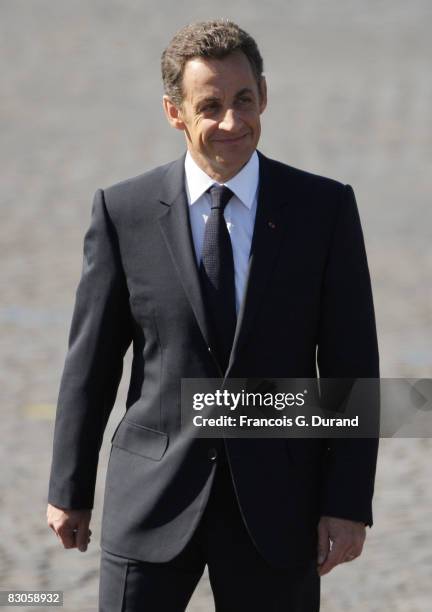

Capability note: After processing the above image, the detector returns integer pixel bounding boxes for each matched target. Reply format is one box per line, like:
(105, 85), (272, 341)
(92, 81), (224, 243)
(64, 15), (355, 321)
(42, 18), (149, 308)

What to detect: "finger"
(342, 544), (363, 563)
(341, 535), (364, 562)
(318, 539), (349, 576)
(57, 526), (77, 549)
(354, 537), (365, 557)
(76, 525), (90, 552)
(317, 523), (330, 565)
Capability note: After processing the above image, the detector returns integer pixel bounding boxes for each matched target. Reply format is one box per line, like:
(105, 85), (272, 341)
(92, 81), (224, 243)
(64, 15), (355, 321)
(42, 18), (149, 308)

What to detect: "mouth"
(213, 133), (250, 144)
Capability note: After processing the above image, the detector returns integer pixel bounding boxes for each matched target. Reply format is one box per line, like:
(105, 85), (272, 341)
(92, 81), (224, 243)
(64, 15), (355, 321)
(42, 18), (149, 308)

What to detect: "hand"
(46, 503), (92, 552)
(316, 515), (366, 576)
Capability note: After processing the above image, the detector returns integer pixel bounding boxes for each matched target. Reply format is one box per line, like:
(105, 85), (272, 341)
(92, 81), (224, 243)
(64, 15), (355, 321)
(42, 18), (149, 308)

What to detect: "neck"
(187, 149), (252, 183)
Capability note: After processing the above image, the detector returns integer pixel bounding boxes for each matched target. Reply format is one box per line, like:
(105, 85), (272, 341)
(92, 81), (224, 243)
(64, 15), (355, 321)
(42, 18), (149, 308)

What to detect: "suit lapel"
(157, 150), (289, 378)
(226, 150), (288, 375)
(158, 153), (217, 360)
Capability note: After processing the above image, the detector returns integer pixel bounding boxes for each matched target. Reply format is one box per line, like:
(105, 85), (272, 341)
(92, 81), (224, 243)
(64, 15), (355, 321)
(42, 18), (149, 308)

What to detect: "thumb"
(317, 521), (330, 565)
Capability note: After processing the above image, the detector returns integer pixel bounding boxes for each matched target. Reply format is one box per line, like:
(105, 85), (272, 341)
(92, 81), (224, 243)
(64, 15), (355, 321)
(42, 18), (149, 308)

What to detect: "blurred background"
(1, 1), (431, 610)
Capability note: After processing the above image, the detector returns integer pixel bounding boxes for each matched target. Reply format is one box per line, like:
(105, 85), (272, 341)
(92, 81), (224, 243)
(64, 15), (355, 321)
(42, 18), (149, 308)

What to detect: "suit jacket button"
(208, 448), (218, 461)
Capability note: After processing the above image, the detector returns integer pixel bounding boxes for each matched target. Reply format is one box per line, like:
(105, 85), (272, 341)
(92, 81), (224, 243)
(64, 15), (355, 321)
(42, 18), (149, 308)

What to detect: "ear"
(162, 95), (186, 131)
(258, 76), (267, 114)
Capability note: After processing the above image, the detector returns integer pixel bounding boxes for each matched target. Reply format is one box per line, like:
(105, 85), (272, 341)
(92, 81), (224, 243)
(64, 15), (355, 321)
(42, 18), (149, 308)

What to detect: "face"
(163, 50), (267, 182)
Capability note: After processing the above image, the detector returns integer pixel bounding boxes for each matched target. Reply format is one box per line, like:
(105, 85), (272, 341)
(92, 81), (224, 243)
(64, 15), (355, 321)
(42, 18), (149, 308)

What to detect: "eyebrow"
(195, 88), (255, 109)
(195, 96), (219, 108)
(235, 88), (254, 97)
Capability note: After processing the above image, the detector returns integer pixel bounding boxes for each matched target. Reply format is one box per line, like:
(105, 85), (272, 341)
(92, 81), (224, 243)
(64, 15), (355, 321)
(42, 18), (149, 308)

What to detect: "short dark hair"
(161, 19), (264, 107)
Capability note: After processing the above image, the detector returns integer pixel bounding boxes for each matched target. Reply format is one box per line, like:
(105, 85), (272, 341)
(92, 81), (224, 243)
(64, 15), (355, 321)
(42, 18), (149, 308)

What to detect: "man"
(47, 19), (379, 611)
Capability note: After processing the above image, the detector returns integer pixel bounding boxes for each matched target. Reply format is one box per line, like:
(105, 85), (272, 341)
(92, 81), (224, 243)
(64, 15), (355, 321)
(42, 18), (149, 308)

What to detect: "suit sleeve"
(47, 189), (133, 509)
(317, 184), (380, 527)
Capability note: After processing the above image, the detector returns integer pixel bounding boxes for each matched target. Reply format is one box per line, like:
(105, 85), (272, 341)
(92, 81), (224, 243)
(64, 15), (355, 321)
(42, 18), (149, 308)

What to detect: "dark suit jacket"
(47, 149), (379, 568)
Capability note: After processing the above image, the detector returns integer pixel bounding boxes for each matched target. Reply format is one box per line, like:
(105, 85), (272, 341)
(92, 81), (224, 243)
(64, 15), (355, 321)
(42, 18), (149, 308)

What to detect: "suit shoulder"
(261, 152), (347, 195)
(98, 157), (182, 226)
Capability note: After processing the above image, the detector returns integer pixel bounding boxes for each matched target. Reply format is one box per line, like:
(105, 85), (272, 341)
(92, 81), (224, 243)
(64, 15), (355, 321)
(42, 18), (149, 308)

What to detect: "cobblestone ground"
(1, 1), (431, 610)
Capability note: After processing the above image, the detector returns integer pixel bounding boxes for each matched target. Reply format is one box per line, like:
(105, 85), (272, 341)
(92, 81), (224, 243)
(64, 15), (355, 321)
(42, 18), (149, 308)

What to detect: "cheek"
(232, 111), (259, 136)
(199, 121), (218, 143)
(245, 111), (261, 128)
(249, 117), (262, 140)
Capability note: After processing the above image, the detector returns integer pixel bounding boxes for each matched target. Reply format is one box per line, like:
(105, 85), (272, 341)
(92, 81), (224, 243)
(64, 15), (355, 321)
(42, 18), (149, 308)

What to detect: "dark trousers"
(98, 458), (320, 611)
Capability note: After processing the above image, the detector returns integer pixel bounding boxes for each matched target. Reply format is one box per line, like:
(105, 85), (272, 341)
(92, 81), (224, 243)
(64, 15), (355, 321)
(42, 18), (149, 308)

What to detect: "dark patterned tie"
(199, 185), (237, 373)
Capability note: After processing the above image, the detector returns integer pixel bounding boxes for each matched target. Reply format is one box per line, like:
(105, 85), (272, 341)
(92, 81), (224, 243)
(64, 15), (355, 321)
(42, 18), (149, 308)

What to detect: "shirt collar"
(184, 149), (259, 210)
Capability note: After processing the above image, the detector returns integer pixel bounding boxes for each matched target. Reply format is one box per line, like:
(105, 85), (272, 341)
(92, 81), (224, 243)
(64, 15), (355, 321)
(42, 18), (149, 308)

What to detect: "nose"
(219, 108), (240, 131)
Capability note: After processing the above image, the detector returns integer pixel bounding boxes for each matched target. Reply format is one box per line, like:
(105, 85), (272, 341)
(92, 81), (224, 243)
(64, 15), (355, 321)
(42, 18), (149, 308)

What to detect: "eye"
(236, 96), (254, 108)
(200, 102), (219, 113)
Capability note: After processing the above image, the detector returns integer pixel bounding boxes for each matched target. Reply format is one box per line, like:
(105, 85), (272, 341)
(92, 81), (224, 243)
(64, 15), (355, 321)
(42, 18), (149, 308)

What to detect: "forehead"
(182, 51), (257, 100)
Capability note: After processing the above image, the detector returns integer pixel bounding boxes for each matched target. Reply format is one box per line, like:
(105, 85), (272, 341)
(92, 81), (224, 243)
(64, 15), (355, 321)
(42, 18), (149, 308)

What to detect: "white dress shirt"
(184, 149), (259, 315)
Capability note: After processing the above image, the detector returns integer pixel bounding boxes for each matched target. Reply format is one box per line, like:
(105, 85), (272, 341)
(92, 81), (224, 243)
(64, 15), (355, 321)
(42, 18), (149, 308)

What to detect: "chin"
(215, 147), (252, 165)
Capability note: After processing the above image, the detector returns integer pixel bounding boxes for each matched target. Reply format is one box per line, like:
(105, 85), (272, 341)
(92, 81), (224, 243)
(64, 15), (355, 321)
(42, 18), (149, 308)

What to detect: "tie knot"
(207, 185), (233, 211)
